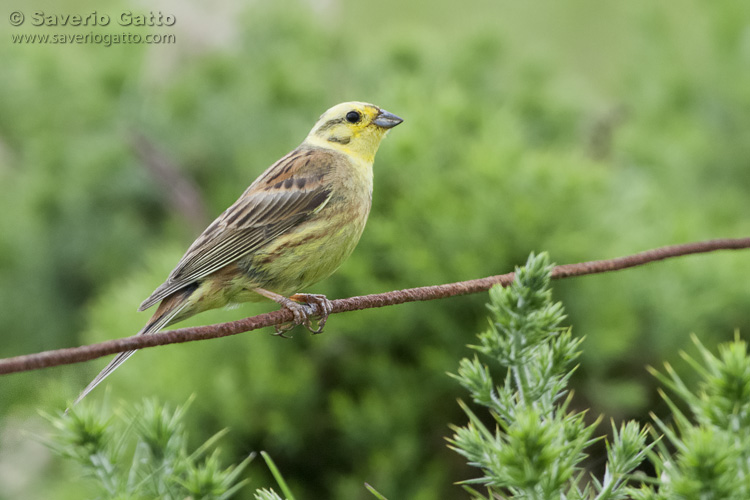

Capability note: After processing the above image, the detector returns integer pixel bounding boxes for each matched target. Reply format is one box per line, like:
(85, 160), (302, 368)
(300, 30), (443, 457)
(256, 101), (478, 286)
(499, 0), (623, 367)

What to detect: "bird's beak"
(373, 109), (403, 129)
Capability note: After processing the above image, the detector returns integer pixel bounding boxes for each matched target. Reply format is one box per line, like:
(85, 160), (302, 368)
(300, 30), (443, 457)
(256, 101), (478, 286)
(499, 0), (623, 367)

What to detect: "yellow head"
(305, 102), (403, 163)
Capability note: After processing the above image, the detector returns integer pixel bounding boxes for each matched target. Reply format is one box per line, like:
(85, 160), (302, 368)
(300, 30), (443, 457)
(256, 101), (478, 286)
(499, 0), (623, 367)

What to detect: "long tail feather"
(68, 291), (194, 410)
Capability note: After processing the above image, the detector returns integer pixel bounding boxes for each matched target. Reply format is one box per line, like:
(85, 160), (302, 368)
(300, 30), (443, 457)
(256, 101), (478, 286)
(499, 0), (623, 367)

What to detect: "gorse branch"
(43, 397), (252, 498)
(448, 252), (651, 498)
(1, 237), (748, 375)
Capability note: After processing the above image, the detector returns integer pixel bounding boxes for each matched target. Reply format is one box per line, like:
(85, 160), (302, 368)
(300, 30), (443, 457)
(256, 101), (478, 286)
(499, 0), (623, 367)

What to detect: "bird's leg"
(254, 288), (328, 335)
(289, 293), (333, 334)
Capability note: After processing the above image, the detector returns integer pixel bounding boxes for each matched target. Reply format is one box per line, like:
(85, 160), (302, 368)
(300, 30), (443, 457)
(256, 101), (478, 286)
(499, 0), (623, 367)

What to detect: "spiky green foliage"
(628, 334), (750, 499)
(42, 398), (251, 499)
(450, 253), (651, 499)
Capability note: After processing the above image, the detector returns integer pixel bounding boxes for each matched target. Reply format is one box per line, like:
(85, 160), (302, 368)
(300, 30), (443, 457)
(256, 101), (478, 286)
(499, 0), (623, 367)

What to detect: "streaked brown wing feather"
(138, 147), (338, 311)
(168, 188), (331, 282)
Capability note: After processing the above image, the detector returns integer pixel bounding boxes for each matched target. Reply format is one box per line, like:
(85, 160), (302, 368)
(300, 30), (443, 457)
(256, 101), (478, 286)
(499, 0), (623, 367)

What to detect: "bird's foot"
(254, 288), (332, 335)
(290, 293), (333, 334)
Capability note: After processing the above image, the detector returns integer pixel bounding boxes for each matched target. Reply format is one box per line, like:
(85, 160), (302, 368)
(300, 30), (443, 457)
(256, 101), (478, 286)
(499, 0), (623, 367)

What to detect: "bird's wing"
(138, 148), (337, 311)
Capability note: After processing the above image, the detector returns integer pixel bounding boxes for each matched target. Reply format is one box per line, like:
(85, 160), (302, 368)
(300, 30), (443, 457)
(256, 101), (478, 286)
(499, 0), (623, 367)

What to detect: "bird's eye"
(345, 111), (361, 123)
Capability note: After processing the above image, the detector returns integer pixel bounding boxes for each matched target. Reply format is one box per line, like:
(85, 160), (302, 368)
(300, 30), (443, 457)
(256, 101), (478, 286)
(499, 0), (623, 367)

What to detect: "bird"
(71, 101), (403, 407)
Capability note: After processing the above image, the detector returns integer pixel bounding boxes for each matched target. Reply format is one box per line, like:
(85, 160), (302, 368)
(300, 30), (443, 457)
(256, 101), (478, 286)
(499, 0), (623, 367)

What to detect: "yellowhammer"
(73, 102), (402, 405)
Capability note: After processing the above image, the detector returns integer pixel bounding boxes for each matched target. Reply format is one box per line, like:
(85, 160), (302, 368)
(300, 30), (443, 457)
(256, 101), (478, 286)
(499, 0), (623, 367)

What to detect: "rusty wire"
(0, 237), (748, 375)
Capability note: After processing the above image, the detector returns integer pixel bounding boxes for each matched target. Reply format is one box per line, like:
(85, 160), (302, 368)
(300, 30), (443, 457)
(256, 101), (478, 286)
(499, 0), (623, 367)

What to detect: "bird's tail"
(68, 289), (194, 410)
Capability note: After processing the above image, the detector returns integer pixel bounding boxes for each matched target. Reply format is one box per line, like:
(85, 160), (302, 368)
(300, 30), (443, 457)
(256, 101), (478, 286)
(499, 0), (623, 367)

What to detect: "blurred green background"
(1, 0), (749, 498)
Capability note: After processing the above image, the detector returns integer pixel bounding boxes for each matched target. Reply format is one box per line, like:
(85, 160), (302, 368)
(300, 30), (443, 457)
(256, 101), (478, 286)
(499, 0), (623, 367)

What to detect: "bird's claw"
(270, 294), (332, 336)
(273, 322), (295, 338)
(290, 293), (332, 334)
